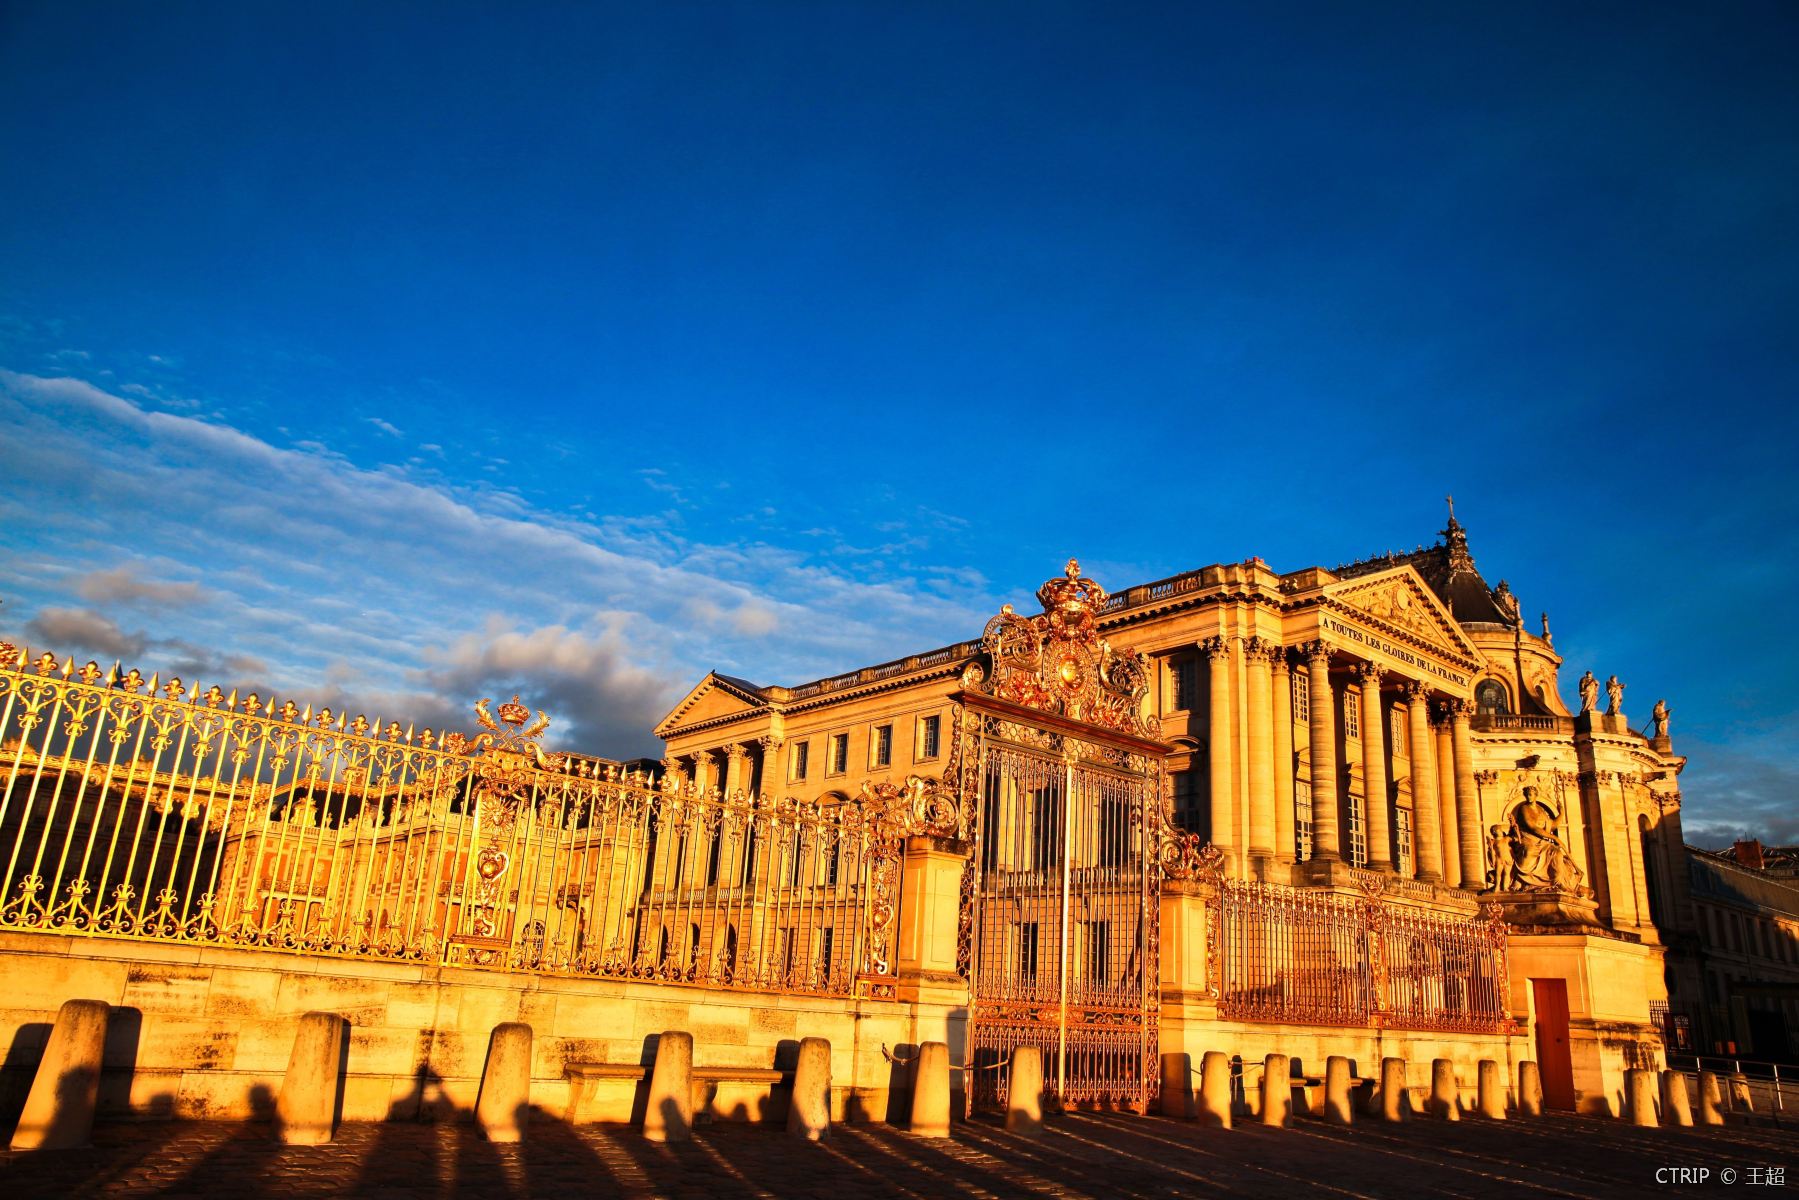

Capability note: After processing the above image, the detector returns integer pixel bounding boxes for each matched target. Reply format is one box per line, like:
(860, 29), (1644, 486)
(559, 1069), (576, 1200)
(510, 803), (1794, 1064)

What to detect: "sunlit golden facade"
(658, 514), (1688, 1112)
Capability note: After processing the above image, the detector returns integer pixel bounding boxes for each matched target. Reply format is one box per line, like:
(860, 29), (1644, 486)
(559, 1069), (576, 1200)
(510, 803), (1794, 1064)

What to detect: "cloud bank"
(0, 371), (996, 757)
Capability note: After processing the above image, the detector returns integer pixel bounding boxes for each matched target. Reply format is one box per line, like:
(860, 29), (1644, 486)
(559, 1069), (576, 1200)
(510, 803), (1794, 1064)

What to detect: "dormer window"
(1476, 679), (1509, 715)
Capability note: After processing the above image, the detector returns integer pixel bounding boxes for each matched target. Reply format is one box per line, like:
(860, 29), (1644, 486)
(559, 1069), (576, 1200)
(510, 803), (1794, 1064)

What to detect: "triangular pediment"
(654, 672), (767, 737)
(1325, 567), (1480, 661)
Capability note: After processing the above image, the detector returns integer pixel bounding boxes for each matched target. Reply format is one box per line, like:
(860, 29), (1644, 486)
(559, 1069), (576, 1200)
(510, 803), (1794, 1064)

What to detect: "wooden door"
(1532, 978), (1576, 1110)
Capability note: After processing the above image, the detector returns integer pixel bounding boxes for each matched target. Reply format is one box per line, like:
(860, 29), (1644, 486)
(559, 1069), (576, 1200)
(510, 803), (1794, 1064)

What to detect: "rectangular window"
(1030, 788), (1059, 871)
(1348, 791), (1367, 867)
(1292, 672), (1310, 723)
(819, 927), (834, 980)
(1086, 920), (1110, 986)
(1173, 770), (1202, 834)
(1170, 657), (1197, 711)
(873, 723), (892, 768)
(1295, 780), (1314, 860)
(919, 714), (941, 759)
(1391, 709), (1408, 757)
(829, 732), (849, 775)
(1344, 690), (1360, 740)
(1018, 922), (1040, 982)
(1396, 807), (1414, 876)
(792, 741), (810, 781)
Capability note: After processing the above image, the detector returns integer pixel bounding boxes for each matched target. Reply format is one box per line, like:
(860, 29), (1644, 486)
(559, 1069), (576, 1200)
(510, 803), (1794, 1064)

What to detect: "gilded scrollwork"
(971, 559), (1156, 739)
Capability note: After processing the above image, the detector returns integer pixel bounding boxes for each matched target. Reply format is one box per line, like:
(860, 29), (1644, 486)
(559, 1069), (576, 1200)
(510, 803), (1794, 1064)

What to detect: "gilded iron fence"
(1216, 878), (1510, 1032)
(0, 647), (909, 998)
(1378, 901), (1510, 1033)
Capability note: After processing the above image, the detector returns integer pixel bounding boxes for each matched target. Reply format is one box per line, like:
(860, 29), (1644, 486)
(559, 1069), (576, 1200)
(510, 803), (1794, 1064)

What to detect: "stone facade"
(1659, 841), (1799, 1060)
(659, 513), (1687, 1114)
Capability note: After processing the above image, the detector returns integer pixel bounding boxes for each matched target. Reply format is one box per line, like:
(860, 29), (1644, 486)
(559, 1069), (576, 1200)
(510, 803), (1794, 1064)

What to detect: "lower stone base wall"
(0, 932), (953, 1129)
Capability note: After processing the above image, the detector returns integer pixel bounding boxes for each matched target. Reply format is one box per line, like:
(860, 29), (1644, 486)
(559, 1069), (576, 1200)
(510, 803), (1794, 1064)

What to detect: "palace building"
(657, 511), (1689, 1112)
(0, 510), (1698, 1125)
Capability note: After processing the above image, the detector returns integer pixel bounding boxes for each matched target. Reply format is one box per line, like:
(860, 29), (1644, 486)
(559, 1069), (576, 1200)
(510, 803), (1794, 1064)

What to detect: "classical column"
(1302, 641), (1340, 862)
(1357, 663), (1392, 871)
(723, 744), (750, 795)
(1449, 700), (1483, 886)
(1203, 637), (1236, 866)
(756, 735), (782, 794)
(1404, 683), (1443, 883)
(693, 751), (717, 794)
(1271, 652), (1296, 867)
(1245, 638), (1276, 872)
(1433, 713), (1461, 888)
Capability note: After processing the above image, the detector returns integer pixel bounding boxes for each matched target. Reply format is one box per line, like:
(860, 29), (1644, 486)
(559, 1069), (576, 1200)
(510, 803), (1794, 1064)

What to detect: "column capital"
(725, 743), (751, 762)
(1446, 698), (1474, 720)
(1401, 680), (1431, 702)
(694, 749), (718, 766)
(1297, 639), (1332, 666)
(1268, 648), (1291, 675)
(756, 734), (783, 753)
(1244, 635), (1279, 662)
(1200, 636), (1231, 662)
(1474, 770), (1500, 785)
(1354, 661), (1384, 685)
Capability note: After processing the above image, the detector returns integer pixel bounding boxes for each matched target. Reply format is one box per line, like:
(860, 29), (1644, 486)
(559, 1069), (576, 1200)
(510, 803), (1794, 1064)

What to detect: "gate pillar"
(1157, 879), (1221, 1061)
(895, 835), (972, 1008)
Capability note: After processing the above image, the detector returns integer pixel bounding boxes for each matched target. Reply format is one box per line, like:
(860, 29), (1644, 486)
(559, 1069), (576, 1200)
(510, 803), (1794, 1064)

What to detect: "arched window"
(1475, 679), (1509, 715)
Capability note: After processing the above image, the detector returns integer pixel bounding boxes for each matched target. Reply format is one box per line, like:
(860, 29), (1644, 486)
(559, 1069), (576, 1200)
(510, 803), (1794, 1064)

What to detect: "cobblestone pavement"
(3, 1111), (1795, 1198)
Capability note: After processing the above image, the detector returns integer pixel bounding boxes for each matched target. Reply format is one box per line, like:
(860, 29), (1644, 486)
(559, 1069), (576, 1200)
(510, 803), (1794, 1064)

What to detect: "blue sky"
(1, 3), (1796, 844)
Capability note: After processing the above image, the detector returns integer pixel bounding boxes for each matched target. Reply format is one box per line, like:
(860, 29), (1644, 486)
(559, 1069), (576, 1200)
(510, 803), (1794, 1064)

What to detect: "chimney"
(1734, 839), (1766, 871)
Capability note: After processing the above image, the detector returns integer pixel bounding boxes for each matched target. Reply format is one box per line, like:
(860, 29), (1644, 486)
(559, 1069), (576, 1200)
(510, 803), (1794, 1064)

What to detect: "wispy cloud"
(0, 370), (997, 757)
(75, 564), (206, 609)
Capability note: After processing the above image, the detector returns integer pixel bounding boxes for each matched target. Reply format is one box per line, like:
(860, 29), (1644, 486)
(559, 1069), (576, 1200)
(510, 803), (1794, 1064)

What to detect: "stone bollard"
(1661, 1070), (1694, 1127)
(1198, 1051), (1232, 1129)
(1626, 1068), (1659, 1127)
(1323, 1056), (1354, 1125)
(1006, 1045), (1044, 1136)
(9, 999), (110, 1151)
(909, 1042), (952, 1137)
(1477, 1059), (1506, 1120)
(1728, 1072), (1754, 1115)
(475, 1022), (533, 1144)
(1429, 1059), (1459, 1121)
(1379, 1057), (1408, 1123)
(787, 1037), (832, 1141)
(1260, 1054), (1290, 1128)
(275, 1011), (346, 1146)
(1518, 1061), (1543, 1117)
(1160, 1051), (1195, 1119)
(643, 1030), (694, 1142)
(1698, 1071), (1725, 1125)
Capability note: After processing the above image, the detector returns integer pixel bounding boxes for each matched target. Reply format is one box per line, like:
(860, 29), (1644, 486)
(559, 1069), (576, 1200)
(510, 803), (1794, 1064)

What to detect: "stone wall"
(0, 931), (953, 1129)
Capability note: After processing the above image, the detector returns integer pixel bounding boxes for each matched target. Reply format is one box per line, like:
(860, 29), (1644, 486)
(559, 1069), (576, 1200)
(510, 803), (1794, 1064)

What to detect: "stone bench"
(565, 1062), (790, 1125)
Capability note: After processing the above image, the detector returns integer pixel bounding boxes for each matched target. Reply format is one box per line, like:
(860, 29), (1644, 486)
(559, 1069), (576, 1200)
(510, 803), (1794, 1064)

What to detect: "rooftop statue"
(1578, 670), (1599, 714)
(1606, 675), (1625, 716)
(1651, 698), (1671, 739)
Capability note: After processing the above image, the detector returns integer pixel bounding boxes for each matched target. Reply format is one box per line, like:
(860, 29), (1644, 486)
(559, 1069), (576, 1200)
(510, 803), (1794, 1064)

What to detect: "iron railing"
(0, 647), (899, 997)
(1217, 878), (1510, 1032)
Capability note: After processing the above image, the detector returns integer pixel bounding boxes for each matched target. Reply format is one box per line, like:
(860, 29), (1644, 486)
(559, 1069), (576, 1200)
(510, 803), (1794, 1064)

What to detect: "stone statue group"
(1576, 670), (1669, 737)
(1485, 787), (1584, 894)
